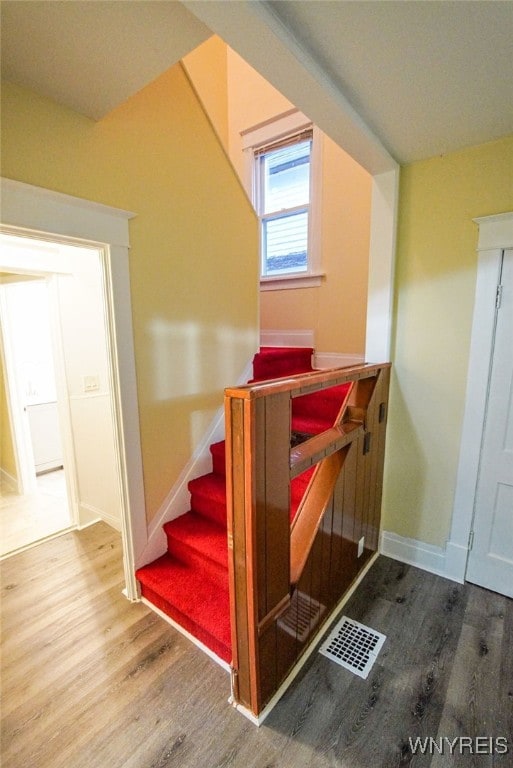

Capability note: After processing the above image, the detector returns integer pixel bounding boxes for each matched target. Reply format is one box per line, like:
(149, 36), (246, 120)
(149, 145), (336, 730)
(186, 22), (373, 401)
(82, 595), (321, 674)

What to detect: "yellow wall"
(1, 68), (259, 523)
(0, 358), (17, 482)
(260, 135), (371, 353)
(227, 48), (294, 182)
(383, 135), (513, 547)
(227, 49), (372, 354)
(182, 35), (229, 150)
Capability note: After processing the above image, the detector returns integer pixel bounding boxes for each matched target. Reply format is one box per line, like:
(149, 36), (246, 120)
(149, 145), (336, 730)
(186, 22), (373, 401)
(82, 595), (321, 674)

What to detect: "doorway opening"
(0, 232), (123, 562)
(0, 274), (73, 555)
(1, 178), (144, 599)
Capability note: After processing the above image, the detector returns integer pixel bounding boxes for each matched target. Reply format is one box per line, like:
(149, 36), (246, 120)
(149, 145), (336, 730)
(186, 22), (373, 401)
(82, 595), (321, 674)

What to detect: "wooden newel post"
(225, 388), (292, 716)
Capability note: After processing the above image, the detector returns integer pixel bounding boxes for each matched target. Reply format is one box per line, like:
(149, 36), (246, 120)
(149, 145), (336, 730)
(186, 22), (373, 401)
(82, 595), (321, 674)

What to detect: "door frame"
(0, 177), (146, 600)
(447, 212), (513, 582)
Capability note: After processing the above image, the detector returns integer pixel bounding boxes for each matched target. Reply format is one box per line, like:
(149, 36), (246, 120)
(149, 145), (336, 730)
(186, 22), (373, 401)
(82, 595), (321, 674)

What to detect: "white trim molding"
(447, 212), (513, 582)
(260, 329), (315, 348)
(242, 112), (324, 289)
(0, 177), (145, 601)
(313, 352), (365, 370)
(365, 169), (399, 363)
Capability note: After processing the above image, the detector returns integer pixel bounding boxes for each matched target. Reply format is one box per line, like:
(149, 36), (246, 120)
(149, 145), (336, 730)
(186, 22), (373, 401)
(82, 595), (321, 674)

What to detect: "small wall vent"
(277, 591), (326, 643)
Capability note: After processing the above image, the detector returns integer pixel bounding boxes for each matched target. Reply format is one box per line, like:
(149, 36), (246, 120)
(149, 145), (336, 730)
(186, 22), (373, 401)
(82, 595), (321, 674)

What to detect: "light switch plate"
(83, 375), (99, 392)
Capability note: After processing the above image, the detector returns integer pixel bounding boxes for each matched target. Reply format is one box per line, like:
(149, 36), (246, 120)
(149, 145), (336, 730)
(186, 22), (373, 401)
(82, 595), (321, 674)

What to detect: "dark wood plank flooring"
(1, 523), (511, 767)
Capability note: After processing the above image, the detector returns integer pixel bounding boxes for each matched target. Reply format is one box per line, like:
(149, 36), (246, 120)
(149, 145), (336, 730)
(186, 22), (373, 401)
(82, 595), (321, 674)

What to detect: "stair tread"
(136, 554), (231, 657)
(164, 513), (228, 570)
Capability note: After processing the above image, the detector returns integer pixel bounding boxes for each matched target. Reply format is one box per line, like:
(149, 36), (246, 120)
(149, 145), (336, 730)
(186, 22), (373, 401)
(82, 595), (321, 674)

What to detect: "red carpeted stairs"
(136, 347), (351, 664)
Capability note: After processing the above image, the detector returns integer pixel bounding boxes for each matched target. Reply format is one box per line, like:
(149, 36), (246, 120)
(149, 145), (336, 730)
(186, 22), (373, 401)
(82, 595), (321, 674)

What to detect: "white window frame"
(242, 110), (324, 291)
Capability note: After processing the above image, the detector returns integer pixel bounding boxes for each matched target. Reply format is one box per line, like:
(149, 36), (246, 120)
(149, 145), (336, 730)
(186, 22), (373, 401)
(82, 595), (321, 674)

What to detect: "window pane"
(262, 140), (311, 214)
(263, 210), (308, 275)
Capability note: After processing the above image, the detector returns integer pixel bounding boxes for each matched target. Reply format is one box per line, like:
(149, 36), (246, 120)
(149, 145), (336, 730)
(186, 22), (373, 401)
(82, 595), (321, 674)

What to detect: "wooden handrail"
(290, 421), (363, 477)
(224, 361), (386, 400)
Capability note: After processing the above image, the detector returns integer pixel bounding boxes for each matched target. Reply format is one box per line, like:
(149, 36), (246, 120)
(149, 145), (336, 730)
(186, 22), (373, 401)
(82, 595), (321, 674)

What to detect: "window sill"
(260, 272), (325, 291)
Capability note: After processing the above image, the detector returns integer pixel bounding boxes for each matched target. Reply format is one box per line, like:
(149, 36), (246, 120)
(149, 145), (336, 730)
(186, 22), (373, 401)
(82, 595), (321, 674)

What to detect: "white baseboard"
(139, 359), (254, 569)
(260, 329), (315, 348)
(313, 352), (365, 369)
(79, 502), (120, 532)
(380, 530), (465, 583)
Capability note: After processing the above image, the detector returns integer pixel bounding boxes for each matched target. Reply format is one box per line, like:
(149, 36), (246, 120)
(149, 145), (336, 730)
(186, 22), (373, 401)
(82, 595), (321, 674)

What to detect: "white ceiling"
(0, 1), (210, 120)
(265, 0), (513, 163)
(1, 0), (512, 167)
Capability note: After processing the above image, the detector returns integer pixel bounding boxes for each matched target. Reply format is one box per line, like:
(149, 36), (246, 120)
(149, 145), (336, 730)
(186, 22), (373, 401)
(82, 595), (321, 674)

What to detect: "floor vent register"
(319, 616), (386, 679)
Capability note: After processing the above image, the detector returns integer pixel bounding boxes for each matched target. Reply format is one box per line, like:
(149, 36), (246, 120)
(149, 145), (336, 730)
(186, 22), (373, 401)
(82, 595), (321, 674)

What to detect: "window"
(242, 110), (323, 289)
(255, 134), (312, 278)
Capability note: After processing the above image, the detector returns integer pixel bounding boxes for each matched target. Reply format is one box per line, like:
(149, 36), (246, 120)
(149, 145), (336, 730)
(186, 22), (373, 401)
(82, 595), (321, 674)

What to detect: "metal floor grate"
(319, 616), (386, 679)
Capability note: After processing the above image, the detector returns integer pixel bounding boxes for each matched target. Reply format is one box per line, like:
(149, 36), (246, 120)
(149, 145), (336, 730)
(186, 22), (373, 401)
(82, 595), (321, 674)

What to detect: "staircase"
(136, 347), (351, 664)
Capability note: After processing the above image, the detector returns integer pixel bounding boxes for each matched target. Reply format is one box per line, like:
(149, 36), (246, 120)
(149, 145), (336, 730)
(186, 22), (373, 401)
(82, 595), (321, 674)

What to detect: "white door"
(466, 248), (513, 598)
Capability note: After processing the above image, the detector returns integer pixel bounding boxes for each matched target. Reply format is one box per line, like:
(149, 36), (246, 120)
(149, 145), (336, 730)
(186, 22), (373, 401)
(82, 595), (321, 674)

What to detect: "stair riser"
(139, 583), (231, 663)
(166, 538), (228, 588)
(210, 451), (226, 477)
(189, 492), (227, 527)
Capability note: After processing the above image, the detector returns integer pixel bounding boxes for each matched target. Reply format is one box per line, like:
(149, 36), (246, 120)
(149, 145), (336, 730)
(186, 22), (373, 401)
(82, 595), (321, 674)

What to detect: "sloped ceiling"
(1, 0), (512, 168)
(0, 1), (210, 120)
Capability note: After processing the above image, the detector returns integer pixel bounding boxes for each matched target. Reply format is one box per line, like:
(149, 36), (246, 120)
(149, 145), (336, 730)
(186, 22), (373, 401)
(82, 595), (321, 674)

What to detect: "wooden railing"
(224, 362), (390, 717)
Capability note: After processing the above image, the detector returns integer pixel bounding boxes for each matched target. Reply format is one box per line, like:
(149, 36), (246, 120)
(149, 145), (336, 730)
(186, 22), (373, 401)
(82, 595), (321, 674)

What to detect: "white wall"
(56, 245), (121, 530)
(0, 233), (121, 531)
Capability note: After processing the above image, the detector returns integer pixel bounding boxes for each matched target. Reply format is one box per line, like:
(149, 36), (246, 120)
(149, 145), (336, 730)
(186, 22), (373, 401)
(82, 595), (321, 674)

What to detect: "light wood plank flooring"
(1, 523), (511, 767)
(0, 469), (71, 557)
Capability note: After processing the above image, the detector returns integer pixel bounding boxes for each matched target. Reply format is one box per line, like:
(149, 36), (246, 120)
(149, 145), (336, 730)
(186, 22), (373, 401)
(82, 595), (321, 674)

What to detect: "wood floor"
(0, 469), (71, 557)
(1, 522), (511, 767)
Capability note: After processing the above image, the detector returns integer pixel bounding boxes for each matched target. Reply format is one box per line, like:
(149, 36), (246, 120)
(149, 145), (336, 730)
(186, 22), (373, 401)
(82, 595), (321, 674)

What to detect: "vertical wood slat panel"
(319, 495), (334, 611)
(225, 397), (251, 708)
(254, 398), (267, 624)
(372, 368), (390, 552)
(366, 376), (379, 553)
(354, 434), (366, 568)
(243, 398), (260, 713)
(329, 460), (344, 605)
(308, 532), (323, 636)
(367, 370), (382, 553)
(295, 543), (313, 656)
(258, 624), (278, 707)
(261, 392), (291, 618)
(335, 462), (355, 596)
(361, 381), (376, 563)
